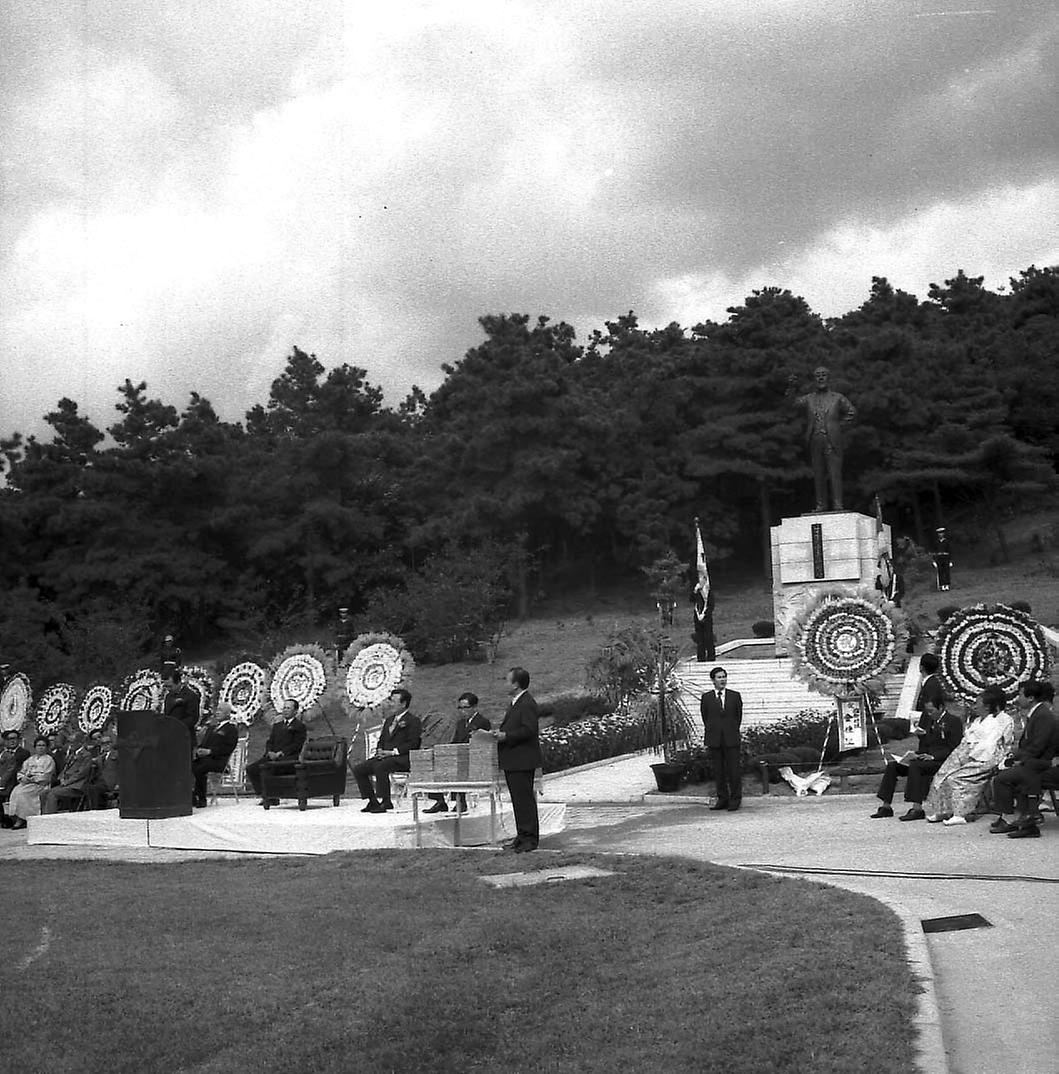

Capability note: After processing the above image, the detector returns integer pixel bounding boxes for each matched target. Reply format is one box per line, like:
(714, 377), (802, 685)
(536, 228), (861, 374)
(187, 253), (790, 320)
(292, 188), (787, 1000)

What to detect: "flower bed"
(540, 710), (660, 773)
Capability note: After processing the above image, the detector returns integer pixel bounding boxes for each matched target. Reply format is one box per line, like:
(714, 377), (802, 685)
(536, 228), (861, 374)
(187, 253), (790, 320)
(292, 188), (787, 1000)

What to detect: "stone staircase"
(673, 649), (912, 743)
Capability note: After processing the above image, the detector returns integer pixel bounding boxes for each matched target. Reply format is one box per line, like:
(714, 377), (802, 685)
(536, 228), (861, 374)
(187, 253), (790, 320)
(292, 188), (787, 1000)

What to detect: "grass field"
(0, 851), (916, 1074)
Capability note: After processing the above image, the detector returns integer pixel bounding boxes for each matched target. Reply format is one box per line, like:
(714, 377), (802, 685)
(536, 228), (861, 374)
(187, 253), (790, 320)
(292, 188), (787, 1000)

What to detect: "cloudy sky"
(2, 0), (1056, 442)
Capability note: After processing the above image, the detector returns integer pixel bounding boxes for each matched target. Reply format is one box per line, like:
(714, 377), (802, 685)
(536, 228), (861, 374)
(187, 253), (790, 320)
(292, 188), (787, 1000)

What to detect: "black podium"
(117, 711), (193, 819)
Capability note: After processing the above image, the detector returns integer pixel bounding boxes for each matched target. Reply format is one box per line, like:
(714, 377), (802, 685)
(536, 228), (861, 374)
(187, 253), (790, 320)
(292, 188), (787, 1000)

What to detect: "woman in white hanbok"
(924, 686), (1019, 824)
(6, 738), (57, 828)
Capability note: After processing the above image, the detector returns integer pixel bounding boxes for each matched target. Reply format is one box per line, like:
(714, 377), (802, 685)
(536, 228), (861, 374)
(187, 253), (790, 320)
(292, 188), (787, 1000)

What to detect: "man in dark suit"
(990, 680), (1057, 838)
(191, 702), (239, 808)
(163, 670), (201, 746)
(0, 730), (31, 828)
(41, 732), (100, 813)
(871, 696), (963, 820)
(247, 699), (307, 806)
(913, 654), (945, 716)
(47, 733), (68, 786)
(354, 688), (422, 813)
(425, 692), (492, 814)
(490, 667), (542, 852)
(701, 666), (743, 812)
(86, 728), (120, 808)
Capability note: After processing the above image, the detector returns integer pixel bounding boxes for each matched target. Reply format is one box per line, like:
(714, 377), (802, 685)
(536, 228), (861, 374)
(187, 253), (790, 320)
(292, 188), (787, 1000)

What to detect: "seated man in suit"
(353, 688), (422, 813)
(990, 680), (1057, 839)
(41, 731), (101, 814)
(871, 696), (963, 820)
(247, 699), (307, 806)
(87, 728), (120, 808)
(191, 702), (239, 808)
(425, 692), (492, 814)
(0, 730), (31, 829)
(47, 733), (68, 786)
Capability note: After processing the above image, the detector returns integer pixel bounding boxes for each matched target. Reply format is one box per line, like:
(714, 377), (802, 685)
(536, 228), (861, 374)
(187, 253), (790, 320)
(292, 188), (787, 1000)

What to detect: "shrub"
(751, 620), (776, 638)
(936, 605), (959, 623)
(538, 693), (612, 728)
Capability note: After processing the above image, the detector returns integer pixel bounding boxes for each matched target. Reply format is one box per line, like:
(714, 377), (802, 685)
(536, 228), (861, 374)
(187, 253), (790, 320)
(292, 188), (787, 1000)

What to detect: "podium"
(117, 711), (193, 819)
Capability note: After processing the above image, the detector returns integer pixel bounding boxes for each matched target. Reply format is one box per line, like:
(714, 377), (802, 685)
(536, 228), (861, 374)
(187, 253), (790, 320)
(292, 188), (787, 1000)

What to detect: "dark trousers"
(810, 435), (843, 510)
(877, 759), (943, 804)
(993, 764), (1046, 816)
(694, 619), (716, 662)
(191, 758), (228, 803)
(504, 769), (539, 845)
(247, 757), (297, 796)
(709, 746), (741, 805)
(353, 755), (409, 804)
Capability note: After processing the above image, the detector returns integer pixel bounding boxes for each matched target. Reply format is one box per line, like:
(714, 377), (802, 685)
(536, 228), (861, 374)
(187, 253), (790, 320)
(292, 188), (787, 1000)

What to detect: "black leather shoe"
(362, 801), (385, 814)
(989, 819), (1017, 834)
(870, 805), (894, 819)
(1008, 825), (1041, 839)
(502, 838), (521, 851)
(381, 800), (395, 811)
(709, 802), (729, 811)
(898, 808), (925, 822)
(424, 803), (448, 814)
(727, 802), (741, 812)
(515, 842), (538, 853)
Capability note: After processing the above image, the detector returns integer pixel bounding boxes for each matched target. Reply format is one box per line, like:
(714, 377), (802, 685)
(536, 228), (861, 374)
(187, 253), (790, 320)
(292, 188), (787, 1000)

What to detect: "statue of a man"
(789, 366), (856, 511)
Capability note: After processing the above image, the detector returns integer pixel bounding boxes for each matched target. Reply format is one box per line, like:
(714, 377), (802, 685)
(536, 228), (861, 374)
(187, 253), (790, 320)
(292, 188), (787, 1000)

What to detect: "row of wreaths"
(786, 591), (1051, 701)
(0, 633), (414, 737)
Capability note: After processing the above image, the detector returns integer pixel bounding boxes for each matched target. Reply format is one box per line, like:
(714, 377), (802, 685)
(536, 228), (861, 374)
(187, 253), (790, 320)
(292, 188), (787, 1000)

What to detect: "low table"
(406, 780), (503, 848)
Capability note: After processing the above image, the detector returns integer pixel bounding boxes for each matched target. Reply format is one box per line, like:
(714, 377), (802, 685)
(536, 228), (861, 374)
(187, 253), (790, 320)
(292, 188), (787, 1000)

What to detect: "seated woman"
(6, 737), (57, 830)
(923, 685), (1017, 825)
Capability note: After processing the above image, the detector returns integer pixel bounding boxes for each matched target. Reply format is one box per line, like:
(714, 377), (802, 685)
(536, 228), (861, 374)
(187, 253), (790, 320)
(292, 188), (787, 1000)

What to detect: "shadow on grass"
(0, 851), (916, 1074)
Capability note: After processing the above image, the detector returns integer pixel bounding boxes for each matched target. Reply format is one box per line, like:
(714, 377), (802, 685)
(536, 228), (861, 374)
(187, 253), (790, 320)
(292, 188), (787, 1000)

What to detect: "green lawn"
(1, 851), (916, 1074)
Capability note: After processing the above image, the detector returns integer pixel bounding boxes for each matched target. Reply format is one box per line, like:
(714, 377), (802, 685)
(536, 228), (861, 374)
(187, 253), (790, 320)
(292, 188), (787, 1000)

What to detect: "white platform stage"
(25, 799), (568, 856)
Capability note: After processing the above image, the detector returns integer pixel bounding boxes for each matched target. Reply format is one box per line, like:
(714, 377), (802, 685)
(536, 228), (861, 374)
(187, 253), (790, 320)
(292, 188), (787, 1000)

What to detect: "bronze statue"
(789, 366), (855, 511)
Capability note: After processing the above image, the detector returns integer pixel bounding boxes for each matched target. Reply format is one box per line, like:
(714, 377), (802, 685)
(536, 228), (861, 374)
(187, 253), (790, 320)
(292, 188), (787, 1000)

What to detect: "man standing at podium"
(163, 670), (201, 746)
(247, 699), (307, 806)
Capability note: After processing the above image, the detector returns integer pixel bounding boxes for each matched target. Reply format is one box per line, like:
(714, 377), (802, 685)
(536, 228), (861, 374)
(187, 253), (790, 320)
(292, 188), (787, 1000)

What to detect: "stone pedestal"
(770, 511), (891, 656)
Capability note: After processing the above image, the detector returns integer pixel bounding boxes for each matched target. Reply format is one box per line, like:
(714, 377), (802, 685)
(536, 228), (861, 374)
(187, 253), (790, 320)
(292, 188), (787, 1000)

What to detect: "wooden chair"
(208, 735), (250, 806)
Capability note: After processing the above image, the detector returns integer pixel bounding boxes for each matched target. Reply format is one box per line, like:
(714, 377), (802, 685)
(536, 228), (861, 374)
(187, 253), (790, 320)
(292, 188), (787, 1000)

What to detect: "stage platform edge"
(26, 800), (567, 856)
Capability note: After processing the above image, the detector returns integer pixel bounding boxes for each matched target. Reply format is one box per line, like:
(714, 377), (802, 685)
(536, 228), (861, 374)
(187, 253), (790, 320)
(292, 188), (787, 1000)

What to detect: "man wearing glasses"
(424, 692), (492, 814)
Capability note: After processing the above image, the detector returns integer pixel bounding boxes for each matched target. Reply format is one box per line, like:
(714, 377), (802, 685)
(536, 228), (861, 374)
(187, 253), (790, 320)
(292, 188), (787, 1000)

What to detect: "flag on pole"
(693, 517), (710, 619)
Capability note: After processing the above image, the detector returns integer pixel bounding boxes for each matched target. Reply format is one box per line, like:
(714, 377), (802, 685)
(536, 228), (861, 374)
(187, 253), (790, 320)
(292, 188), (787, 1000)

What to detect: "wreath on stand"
(78, 685), (114, 733)
(36, 683), (79, 735)
(119, 669), (164, 711)
(0, 673), (33, 733)
(268, 644), (330, 718)
(787, 589), (905, 698)
(218, 662), (268, 726)
(341, 632), (415, 711)
(936, 603), (1051, 702)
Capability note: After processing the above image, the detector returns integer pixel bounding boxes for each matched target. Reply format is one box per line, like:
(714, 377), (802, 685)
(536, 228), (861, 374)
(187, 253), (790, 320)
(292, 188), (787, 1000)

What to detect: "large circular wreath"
(36, 683), (79, 734)
(78, 685), (114, 732)
(0, 673), (32, 733)
(218, 662), (268, 726)
(119, 668), (164, 711)
(182, 665), (217, 720)
(936, 603), (1051, 701)
(269, 644), (329, 715)
(341, 632), (414, 709)
(787, 589), (905, 697)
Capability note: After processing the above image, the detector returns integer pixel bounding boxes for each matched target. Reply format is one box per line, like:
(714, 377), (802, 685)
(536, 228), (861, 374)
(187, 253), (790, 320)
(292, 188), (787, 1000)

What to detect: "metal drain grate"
(921, 913), (992, 934)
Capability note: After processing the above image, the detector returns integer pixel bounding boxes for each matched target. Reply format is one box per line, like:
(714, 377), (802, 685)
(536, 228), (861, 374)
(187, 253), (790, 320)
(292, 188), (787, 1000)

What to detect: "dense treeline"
(1, 267), (1056, 679)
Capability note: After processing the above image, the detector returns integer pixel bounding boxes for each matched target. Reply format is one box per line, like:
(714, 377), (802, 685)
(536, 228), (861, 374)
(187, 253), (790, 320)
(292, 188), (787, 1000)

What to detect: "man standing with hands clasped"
(488, 667), (542, 852)
(701, 667), (743, 812)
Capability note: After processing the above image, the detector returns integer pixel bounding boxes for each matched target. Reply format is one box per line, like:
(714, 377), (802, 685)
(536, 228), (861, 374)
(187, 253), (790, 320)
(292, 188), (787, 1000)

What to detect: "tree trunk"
(910, 490), (925, 548)
(931, 482), (945, 530)
(759, 481), (772, 576)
